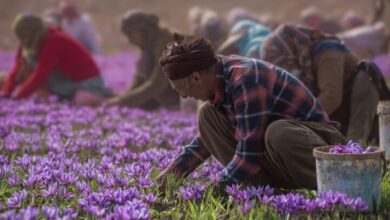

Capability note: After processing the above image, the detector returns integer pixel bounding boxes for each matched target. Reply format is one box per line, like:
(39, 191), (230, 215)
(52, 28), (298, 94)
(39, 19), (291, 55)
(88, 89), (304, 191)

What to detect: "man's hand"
(156, 168), (170, 193)
(210, 180), (229, 198)
(155, 167), (187, 196)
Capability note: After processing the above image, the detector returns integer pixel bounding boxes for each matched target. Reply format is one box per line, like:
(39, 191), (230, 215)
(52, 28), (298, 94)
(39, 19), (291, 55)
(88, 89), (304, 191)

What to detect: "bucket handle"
(381, 152), (388, 179)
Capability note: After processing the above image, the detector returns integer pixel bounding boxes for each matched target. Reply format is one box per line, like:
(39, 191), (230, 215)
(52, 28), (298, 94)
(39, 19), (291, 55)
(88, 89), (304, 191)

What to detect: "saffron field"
(0, 51), (389, 219)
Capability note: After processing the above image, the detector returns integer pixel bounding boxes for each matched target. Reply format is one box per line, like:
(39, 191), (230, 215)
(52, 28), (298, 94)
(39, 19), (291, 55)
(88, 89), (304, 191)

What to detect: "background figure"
(218, 20), (271, 59)
(340, 11), (365, 31)
(338, 22), (389, 59)
(59, 0), (101, 54)
(187, 6), (227, 48)
(371, 0), (387, 24)
(300, 6), (342, 34)
(258, 13), (279, 30)
(197, 10), (227, 49)
(186, 6), (225, 112)
(42, 8), (62, 28)
(187, 6), (206, 34)
(2, 14), (112, 105)
(261, 24), (390, 143)
(226, 7), (260, 28)
(105, 10), (179, 110)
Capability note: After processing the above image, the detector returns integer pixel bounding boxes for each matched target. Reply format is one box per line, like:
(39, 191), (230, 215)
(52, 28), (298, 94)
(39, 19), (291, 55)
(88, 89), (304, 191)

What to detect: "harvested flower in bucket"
(329, 140), (375, 154)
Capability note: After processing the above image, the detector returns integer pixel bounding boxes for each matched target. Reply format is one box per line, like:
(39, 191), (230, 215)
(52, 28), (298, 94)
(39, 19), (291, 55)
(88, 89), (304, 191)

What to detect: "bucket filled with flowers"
(313, 141), (386, 211)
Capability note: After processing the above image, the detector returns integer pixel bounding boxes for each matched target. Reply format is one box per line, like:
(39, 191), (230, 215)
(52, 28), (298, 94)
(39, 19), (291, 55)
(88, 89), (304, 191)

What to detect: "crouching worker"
(105, 10), (179, 110)
(260, 24), (390, 143)
(157, 34), (345, 190)
(1, 13), (112, 105)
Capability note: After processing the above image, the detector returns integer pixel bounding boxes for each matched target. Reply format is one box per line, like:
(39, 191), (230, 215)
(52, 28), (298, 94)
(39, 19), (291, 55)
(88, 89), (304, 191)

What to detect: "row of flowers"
(0, 96), (373, 218)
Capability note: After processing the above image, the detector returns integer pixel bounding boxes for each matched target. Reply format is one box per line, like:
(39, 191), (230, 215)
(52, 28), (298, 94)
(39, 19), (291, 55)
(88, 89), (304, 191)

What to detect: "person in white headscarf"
(42, 8), (62, 28)
(59, 0), (101, 54)
(340, 11), (366, 31)
(187, 6), (227, 48)
(300, 6), (342, 34)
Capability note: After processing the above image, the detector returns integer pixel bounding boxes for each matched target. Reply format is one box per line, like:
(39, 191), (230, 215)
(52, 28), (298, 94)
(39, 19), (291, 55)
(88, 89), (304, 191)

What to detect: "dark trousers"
(198, 102), (346, 189)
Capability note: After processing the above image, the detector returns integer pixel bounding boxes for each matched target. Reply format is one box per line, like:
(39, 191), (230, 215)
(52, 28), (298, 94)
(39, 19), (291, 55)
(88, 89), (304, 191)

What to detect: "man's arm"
(15, 43), (60, 98)
(219, 74), (266, 184)
(315, 50), (345, 115)
(160, 136), (211, 178)
(117, 54), (170, 107)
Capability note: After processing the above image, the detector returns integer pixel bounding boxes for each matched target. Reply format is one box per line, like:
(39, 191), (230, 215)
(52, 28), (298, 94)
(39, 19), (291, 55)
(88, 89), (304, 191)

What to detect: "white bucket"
(377, 101), (390, 161)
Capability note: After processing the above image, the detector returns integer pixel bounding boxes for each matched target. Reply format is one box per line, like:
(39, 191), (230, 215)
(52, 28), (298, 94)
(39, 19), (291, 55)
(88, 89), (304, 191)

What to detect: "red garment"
(2, 26), (100, 98)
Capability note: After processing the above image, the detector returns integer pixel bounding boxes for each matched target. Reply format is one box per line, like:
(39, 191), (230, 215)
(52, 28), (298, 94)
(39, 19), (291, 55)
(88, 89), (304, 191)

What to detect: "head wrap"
(159, 33), (216, 80)
(121, 10), (159, 35)
(13, 13), (48, 61)
(12, 13), (48, 82)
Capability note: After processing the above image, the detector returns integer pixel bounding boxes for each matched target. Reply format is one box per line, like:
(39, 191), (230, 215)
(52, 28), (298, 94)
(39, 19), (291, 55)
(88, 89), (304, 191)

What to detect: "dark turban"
(159, 33), (216, 80)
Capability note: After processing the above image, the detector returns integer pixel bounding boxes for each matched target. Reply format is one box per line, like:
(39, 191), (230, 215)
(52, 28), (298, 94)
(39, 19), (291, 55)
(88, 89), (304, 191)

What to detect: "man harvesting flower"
(157, 33), (345, 190)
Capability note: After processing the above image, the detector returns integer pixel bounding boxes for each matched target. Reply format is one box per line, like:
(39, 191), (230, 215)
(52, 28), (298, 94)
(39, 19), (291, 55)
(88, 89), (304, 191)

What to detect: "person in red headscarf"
(58, 0), (100, 54)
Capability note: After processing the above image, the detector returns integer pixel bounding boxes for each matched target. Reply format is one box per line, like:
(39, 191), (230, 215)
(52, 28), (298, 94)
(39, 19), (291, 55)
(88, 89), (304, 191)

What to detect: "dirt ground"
(0, 0), (388, 52)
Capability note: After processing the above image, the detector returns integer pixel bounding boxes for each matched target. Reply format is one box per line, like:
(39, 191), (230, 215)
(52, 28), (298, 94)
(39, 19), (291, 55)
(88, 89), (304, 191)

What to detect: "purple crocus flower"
(111, 199), (151, 220)
(235, 190), (252, 204)
(22, 173), (42, 187)
(0, 127), (10, 138)
(86, 205), (106, 217)
(351, 198), (368, 211)
(18, 206), (39, 219)
(6, 189), (27, 208)
(259, 194), (274, 204)
(225, 184), (240, 197)
(143, 193), (157, 204)
(179, 183), (206, 201)
(42, 206), (60, 220)
(329, 140), (373, 154)
(76, 181), (90, 192)
(58, 172), (77, 184)
(0, 210), (16, 219)
(62, 207), (78, 219)
(112, 188), (130, 205)
(0, 155), (8, 165)
(137, 177), (154, 189)
(240, 200), (254, 214)
(42, 183), (58, 197)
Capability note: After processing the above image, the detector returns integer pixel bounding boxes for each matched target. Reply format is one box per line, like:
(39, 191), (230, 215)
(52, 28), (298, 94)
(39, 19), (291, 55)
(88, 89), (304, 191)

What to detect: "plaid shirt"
(167, 55), (330, 184)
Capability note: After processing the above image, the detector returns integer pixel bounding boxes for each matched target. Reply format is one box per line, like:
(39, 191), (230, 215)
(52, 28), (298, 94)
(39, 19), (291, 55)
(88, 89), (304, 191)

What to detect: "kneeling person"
(158, 34), (345, 189)
(2, 14), (112, 104)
